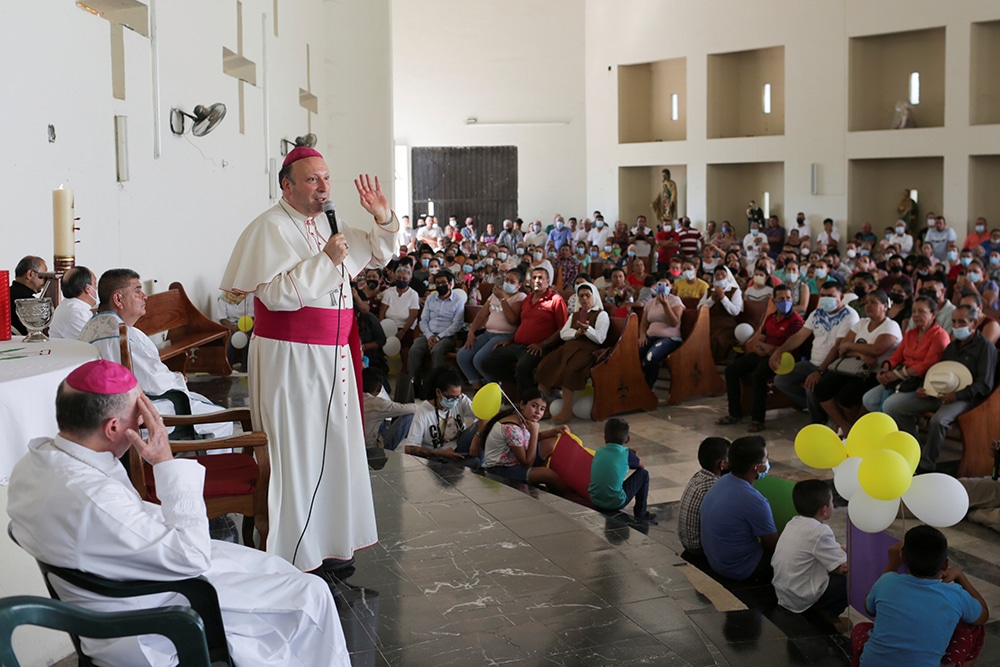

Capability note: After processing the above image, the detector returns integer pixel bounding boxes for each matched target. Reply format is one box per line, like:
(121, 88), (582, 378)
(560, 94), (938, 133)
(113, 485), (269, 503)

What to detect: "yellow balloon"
(881, 431), (920, 473)
(794, 424), (847, 469)
(858, 448), (912, 500)
(237, 315), (254, 333)
(845, 412), (897, 458)
(472, 383), (502, 420)
(776, 352), (795, 375)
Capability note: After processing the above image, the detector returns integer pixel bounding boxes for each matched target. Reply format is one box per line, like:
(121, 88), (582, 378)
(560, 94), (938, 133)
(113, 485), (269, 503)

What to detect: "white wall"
(0, 2), (390, 663)
(390, 0), (586, 222)
(584, 0), (1000, 239)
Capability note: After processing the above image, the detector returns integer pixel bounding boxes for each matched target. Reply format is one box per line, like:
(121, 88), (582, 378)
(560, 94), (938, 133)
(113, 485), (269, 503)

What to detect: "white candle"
(53, 187), (75, 258)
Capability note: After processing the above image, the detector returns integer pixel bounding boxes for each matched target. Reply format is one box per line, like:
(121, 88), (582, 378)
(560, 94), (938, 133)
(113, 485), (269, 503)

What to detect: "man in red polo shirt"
(482, 267), (568, 395)
(655, 220), (681, 270)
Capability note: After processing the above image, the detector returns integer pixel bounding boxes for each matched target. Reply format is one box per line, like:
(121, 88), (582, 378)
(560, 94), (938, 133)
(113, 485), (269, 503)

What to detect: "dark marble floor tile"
(580, 568), (669, 605)
(618, 595), (698, 635)
(654, 627), (725, 667)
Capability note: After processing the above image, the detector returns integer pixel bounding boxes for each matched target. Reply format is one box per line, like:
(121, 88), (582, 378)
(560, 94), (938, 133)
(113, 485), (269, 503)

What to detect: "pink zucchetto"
(65, 360), (138, 395)
(282, 146), (324, 168)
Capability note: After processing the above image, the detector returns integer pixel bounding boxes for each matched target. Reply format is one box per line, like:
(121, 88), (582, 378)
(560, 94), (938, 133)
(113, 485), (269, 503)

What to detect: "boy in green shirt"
(589, 417), (656, 523)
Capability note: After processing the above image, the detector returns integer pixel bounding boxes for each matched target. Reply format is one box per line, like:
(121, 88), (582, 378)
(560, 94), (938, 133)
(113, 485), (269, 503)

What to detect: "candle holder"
(53, 255), (76, 274)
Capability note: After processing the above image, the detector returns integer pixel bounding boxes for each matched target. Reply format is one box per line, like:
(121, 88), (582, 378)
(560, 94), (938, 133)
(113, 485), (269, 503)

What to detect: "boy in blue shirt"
(589, 417), (656, 523)
(853, 525), (988, 667)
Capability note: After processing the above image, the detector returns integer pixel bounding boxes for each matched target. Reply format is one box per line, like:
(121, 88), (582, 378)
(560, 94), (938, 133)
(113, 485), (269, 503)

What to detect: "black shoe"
(635, 512), (658, 524)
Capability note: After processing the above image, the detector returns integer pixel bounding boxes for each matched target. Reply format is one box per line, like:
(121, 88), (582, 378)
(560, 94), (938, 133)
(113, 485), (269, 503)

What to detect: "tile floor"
(182, 373), (1000, 666)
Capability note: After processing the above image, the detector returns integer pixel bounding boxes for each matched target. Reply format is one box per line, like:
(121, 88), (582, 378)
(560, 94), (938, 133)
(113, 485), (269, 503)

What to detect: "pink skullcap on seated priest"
(64, 359), (137, 394)
(282, 146), (324, 168)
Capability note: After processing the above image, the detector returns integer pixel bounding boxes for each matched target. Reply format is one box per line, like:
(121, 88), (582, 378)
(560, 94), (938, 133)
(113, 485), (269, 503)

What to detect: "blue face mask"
(757, 460), (770, 480)
(502, 282), (518, 295)
(516, 247), (525, 256)
(860, 249), (870, 256)
(556, 221), (564, 229)
(961, 257), (973, 267)
(498, 252), (508, 261)
(992, 256), (1000, 266)
(775, 300), (793, 315)
(819, 296), (838, 312)
(590, 250), (598, 258)
(948, 250), (959, 261)
(953, 326), (972, 341)
(463, 265), (473, 273)
(439, 395), (460, 410)
(815, 268), (828, 280)
(421, 258), (430, 268)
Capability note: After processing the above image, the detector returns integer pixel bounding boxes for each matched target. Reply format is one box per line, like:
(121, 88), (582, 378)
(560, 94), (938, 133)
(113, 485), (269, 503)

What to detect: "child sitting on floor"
(771, 480), (848, 626)
(677, 437), (730, 555)
(361, 368), (417, 450)
(477, 388), (569, 492)
(588, 417), (657, 523)
(853, 525), (989, 667)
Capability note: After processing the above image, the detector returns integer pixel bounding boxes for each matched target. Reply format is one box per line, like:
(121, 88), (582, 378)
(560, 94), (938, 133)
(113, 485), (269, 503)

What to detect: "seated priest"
(7, 360), (349, 666)
(49, 265), (97, 340)
(79, 268), (232, 438)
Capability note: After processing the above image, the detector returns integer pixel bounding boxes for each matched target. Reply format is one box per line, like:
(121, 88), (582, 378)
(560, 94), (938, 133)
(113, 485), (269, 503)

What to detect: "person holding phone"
(638, 276), (685, 388)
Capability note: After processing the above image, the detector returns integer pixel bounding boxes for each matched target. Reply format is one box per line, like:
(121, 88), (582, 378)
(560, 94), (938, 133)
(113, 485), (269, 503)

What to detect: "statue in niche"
(652, 169), (678, 222)
(897, 189), (919, 234)
(746, 200), (765, 228)
(891, 100), (916, 129)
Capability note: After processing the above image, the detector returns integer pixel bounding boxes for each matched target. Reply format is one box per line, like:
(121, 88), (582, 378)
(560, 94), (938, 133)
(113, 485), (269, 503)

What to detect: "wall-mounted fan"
(169, 103), (227, 137)
(280, 133), (317, 155)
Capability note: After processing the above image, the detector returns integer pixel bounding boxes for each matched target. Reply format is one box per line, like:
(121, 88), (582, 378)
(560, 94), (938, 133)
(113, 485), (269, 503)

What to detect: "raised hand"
(354, 174), (392, 224)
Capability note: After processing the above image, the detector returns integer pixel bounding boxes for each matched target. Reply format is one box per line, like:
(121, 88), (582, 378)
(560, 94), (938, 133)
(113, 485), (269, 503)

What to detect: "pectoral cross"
(77, 0), (150, 101)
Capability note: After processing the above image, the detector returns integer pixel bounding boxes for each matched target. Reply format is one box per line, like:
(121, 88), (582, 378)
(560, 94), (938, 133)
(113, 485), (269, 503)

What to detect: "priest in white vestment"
(49, 266), (97, 340)
(79, 268), (232, 438)
(7, 360), (349, 667)
(220, 147), (399, 571)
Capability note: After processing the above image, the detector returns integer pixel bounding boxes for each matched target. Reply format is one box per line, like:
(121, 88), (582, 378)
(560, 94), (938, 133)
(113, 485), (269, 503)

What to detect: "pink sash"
(253, 298), (353, 346)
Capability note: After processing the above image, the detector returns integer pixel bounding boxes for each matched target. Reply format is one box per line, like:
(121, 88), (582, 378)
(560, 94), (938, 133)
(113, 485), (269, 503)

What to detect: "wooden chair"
(664, 306), (726, 404)
(119, 324), (270, 550)
(955, 345), (1000, 477)
(134, 282), (232, 376)
(590, 313), (658, 420)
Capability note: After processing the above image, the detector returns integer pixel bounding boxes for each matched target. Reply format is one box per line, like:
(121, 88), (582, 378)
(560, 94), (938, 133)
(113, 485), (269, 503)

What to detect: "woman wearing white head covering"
(536, 281), (610, 423)
(697, 265), (745, 363)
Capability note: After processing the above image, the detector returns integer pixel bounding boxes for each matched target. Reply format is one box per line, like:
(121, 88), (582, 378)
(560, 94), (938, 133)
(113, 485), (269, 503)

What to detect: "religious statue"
(897, 189), (918, 233)
(652, 168), (678, 222)
(746, 200), (765, 227)
(891, 100), (916, 129)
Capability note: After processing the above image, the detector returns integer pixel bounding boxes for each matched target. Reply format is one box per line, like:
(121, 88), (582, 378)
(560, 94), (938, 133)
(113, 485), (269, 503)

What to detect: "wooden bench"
(590, 313), (658, 420)
(664, 306), (726, 404)
(134, 282), (232, 376)
(953, 347), (1000, 477)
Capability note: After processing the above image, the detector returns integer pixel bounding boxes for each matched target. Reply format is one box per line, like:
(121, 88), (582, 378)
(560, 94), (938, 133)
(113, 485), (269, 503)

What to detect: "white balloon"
(381, 319), (400, 338)
(833, 457), (863, 501)
(548, 399), (564, 418)
(848, 490), (899, 533)
(572, 394), (594, 420)
(734, 322), (755, 344)
(230, 331), (249, 349)
(383, 335), (401, 357)
(902, 473), (970, 528)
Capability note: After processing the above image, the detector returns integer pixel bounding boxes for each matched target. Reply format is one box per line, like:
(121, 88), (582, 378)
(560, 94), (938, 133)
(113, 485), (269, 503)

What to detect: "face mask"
(895, 226), (906, 235)
(775, 300), (793, 315)
(577, 247), (585, 255)
(757, 460), (770, 480)
(819, 296), (838, 312)
(967, 272), (982, 283)
(445, 255), (455, 262)
(498, 252), (508, 261)
(533, 252), (543, 261)
(612, 248), (622, 257)
(477, 249), (486, 257)
(853, 286), (867, 298)
(927, 218), (935, 227)
(682, 269), (695, 281)
(785, 272), (799, 283)
(847, 249), (857, 258)
(946, 250), (958, 261)
(366, 280), (379, 290)
(815, 268), (828, 280)
(627, 251), (635, 258)
(547, 251), (557, 259)
(889, 292), (906, 305)
(801, 247), (811, 256)
(959, 256), (972, 267)
(917, 270), (928, 277)
(590, 250), (598, 258)
(991, 256), (1000, 266)
(463, 265), (473, 273)
(534, 225), (542, 232)
(555, 221), (564, 229)
(604, 245), (612, 253)
(953, 326), (972, 342)
(656, 283), (670, 295)
(596, 220), (605, 228)
(860, 249), (870, 256)
(976, 224), (986, 233)
(421, 258), (430, 268)
(395, 279), (409, 289)
(435, 283), (450, 297)
(919, 288), (938, 300)
(796, 218), (805, 226)
(750, 229), (759, 236)
(439, 395), (460, 410)
(885, 234), (893, 241)
(516, 247), (525, 256)
(504, 223), (512, 230)
(889, 265), (902, 273)
(714, 279), (728, 289)
(753, 275), (766, 287)
(502, 282), (518, 295)
(429, 267), (440, 275)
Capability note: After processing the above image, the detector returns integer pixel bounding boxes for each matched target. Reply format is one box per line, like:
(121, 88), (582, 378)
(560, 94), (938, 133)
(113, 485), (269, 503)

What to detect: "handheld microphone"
(322, 200), (339, 236)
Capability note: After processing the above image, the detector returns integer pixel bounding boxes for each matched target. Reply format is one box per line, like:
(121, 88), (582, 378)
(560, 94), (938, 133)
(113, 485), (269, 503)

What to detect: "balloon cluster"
(548, 384), (595, 421)
(794, 413), (969, 533)
(380, 320), (402, 357)
(231, 315), (254, 350)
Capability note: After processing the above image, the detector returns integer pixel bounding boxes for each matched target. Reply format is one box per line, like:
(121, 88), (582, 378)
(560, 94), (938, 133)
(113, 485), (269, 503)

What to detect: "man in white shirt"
(793, 212), (811, 239)
(924, 216), (958, 262)
(7, 360), (349, 667)
(78, 268), (232, 438)
(573, 219), (591, 245)
(523, 220), (548, 247)
(770, 282), (860, 425)
(49, 265), (97, 340)
(889, 220), (915, 256)
(588, 218), (613, 249)
(378, 265), (420, 333)
(816, 218), (841, 250)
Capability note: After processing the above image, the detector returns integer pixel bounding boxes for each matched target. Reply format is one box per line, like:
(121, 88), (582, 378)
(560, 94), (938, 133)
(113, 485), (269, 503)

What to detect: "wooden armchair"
(119, 324), (270, 550)
(664, 306), (726, 404)
(589, 313), (658, 420)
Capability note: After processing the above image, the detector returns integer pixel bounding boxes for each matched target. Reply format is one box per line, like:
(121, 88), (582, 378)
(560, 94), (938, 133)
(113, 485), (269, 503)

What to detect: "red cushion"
(145, 453), (258, 503)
